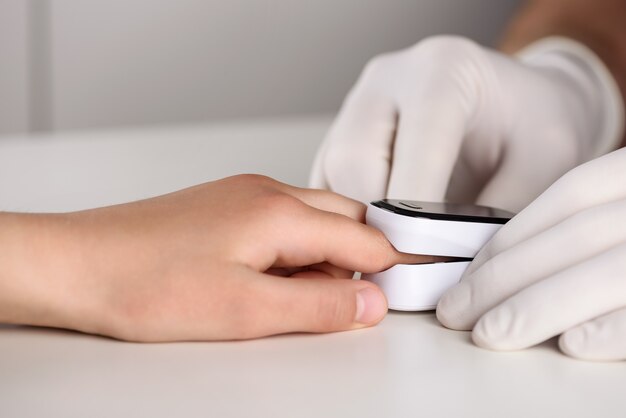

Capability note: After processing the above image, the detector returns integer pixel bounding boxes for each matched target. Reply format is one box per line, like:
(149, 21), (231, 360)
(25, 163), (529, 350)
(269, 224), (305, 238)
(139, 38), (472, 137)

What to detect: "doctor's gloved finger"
(386, 102), (467, 201)
(310, 58), (399, 203)
(475, 127), (581, 213)
(438, 199), (626, 330)
(467, 148), (626, 277)
(316, 101), (397, 203)
(559, 307), (626, 361)
(244, 273), (387, 337)
(385, 38), (499, 202)
(387, 58), (474, 201)
(471, 243), (626, 351)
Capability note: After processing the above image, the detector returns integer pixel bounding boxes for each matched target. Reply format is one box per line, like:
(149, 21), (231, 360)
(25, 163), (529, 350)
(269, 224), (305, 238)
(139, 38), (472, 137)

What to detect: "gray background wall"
(0, 0), (520, 135)
(0, 1), (29, 133)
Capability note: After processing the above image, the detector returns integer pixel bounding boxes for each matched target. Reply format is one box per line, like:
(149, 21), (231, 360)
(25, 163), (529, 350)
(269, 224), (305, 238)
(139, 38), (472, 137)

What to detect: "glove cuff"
(516, 36), (624, 159)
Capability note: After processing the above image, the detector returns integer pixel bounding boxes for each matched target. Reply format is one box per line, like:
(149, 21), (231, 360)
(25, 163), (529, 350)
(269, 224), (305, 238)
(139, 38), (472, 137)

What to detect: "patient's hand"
(0, 175), (402, 341)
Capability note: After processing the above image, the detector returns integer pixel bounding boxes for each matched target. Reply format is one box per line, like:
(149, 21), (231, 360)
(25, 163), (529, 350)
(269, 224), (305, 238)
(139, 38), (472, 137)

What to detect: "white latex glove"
(437, 148), (626, 361)
(310, 36), (623, 212)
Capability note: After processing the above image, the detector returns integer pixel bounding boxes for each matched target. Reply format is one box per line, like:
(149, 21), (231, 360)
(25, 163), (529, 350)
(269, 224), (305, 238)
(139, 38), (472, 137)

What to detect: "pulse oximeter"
(362, 200), (513, 311)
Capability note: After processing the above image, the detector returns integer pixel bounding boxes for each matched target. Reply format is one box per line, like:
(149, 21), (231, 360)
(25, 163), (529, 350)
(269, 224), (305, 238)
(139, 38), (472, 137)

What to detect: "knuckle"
(404, 35), (483, 80)
(254, 190), (302, 218)
(551, 163), (594, 208)
(228, 173), (275, 188)
(560, 158), (591, 185)
(569, 210), (600, 239)
(566, 202), (618, 247)
(409, 35), (479, 59)
(360, 52), (395, 80)
(352, 51), (406, 95)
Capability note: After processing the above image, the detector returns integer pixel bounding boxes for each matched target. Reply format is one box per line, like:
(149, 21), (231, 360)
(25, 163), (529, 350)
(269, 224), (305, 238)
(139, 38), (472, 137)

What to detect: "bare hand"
(0, 175), (405, 341)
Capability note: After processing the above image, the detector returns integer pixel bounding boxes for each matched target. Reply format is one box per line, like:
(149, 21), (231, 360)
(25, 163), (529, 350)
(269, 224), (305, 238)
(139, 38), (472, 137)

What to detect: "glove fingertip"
(471, 320), (514, 351)
(558, 328), (588, 359)
(471, 308), (521, 351)
(435, 284), (475, 331)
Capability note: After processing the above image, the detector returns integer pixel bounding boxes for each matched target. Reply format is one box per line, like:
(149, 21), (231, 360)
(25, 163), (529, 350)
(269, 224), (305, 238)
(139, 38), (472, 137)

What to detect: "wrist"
(500, 0), (626, 148)
(0, 212), (95, 331)
(516, 37), (625, 159)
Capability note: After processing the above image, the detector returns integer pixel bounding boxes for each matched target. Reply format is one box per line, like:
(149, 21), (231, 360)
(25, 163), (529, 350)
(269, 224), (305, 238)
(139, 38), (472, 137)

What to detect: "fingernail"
(355, 287), (387, 325)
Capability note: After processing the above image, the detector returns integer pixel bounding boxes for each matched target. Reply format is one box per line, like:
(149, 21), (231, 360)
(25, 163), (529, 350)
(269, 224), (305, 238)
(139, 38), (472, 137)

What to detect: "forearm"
(500, 0), (626, 147)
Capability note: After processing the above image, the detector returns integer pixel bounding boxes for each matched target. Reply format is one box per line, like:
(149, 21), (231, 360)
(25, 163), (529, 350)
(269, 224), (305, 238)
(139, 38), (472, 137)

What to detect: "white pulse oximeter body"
(362, 200), (513, 311)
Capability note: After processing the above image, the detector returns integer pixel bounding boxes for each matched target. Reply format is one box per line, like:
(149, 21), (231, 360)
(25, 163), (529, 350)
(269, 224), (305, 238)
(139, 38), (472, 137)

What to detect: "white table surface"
(1, 117), (625, 418)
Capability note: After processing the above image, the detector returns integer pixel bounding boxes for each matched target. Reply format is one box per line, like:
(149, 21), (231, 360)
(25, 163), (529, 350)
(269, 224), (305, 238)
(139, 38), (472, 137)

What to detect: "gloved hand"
(437, 148), (626, 361)
(310, 35), (623, 212)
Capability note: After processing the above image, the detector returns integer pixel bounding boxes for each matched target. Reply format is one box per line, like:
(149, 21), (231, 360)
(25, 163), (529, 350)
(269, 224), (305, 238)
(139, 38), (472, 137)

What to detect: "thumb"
(251, 274), (388, 337)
